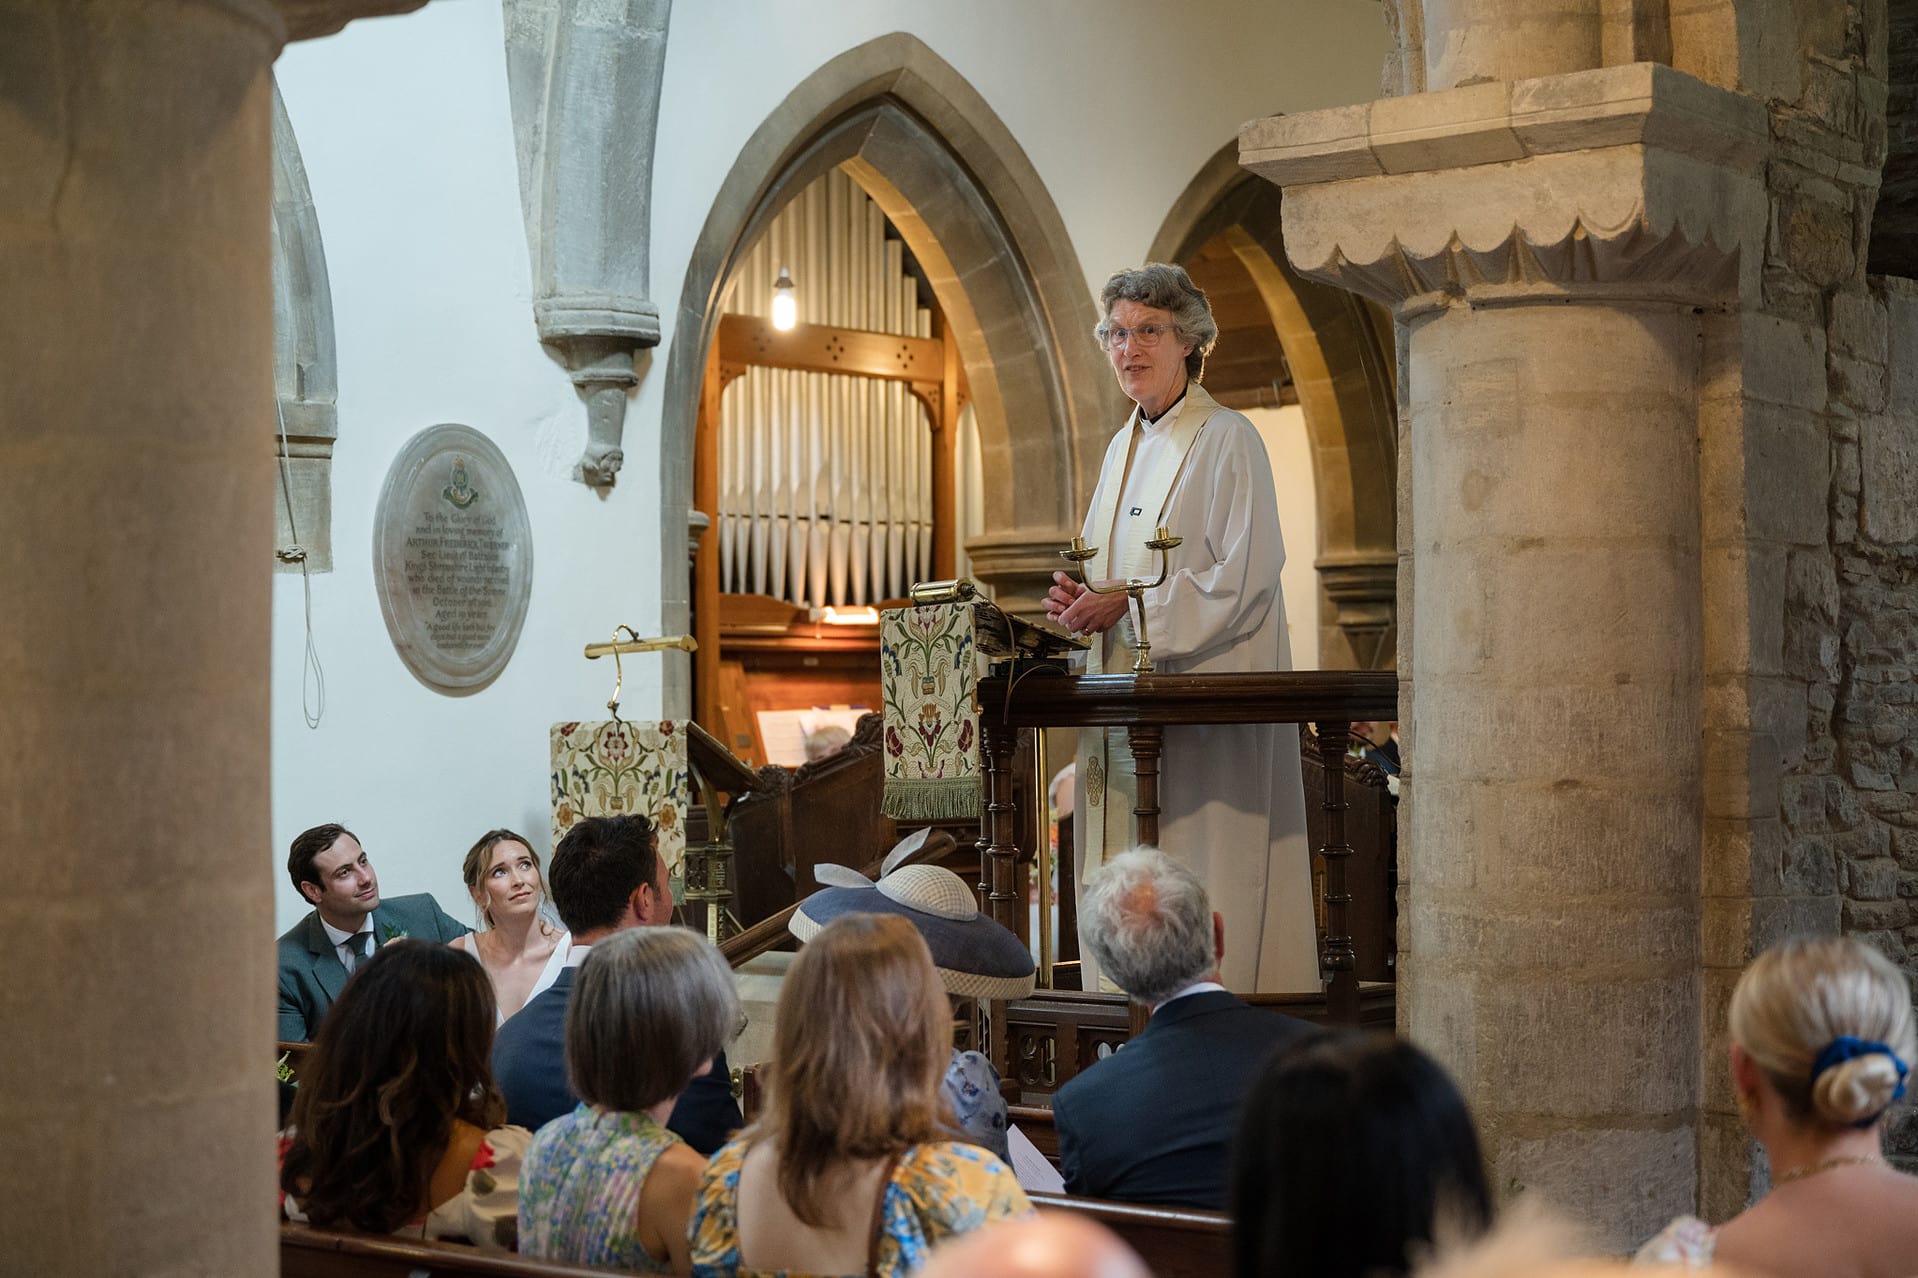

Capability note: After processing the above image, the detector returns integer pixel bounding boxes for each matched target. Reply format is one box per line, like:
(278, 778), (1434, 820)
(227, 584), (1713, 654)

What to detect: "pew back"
(1030, 1192), (1232, 1278)
(994, 983), (1395, 1104)
(283, 1199), (1231, 1278)
(281, 1225), (609, 1278)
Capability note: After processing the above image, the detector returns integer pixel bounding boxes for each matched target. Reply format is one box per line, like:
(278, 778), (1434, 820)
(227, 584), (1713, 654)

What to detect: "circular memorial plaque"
(374, 424), (534, 693)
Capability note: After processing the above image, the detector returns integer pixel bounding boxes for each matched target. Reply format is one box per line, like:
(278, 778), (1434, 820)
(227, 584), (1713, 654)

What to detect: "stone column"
(0, 1), (415, 1270)
(1243, 64), (1768, 1244)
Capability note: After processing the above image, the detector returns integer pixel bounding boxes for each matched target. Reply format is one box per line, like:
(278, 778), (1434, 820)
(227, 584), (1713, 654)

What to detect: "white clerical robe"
(1073, 383), (1318, 993)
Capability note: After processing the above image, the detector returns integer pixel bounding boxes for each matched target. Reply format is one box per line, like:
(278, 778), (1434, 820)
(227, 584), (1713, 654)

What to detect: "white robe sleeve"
(1130, 413), (1284, 666)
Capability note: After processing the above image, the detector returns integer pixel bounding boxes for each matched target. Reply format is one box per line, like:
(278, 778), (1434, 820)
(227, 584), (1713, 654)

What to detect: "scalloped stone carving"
(1241, 63), (1769, 313)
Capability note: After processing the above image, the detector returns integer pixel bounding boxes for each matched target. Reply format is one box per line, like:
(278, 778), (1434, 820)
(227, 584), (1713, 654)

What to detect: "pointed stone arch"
(657, 33), (1119, 715)
(1149, 143), (1400, 670)
(270, 81), (339, 573)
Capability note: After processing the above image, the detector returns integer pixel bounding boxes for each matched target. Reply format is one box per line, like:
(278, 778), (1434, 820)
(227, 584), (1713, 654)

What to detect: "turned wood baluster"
(982, 718), (1021, 933)
(1129, 724), (1164, 848)
(1315, 719), (1359, 1023)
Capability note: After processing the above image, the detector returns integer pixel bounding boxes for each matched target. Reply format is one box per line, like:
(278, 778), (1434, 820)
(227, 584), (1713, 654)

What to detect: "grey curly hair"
(1095, 262), (1218, 381)
(1078, 846), (1214, 1005)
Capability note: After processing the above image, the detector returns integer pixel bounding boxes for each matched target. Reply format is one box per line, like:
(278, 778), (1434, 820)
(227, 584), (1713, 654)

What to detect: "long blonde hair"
(1730, 935), (1915, 1127)
(756, 913), (951, 1225)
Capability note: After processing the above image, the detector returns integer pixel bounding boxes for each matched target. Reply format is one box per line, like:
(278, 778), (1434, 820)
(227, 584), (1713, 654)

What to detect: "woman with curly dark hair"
(279, 939), (529, 1249)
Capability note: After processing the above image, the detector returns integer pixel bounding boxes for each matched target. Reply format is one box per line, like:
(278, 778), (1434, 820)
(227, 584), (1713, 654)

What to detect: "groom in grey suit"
(276, 822), (469, 1041)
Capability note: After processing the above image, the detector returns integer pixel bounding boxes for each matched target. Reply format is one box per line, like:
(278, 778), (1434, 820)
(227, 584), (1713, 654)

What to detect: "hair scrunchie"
(1813, 1034), (1911, 1126)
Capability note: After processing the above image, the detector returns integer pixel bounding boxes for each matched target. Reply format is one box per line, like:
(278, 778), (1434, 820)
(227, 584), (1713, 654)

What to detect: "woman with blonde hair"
(451, 827), (569, 1022)
(1639, 934), (1918, 1273)
(688, 913), (1031, 1276)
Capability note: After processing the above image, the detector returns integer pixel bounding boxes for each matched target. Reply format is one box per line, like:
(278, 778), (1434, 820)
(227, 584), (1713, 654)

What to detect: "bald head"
(920, 1212), (1151, 1278)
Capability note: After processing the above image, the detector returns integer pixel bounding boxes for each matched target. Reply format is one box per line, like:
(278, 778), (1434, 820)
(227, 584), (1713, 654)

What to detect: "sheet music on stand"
(755, 705), (871, 768)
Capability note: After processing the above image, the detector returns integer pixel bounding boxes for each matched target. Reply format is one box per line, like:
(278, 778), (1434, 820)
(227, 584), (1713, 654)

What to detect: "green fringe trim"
(882, 777), (982, 821)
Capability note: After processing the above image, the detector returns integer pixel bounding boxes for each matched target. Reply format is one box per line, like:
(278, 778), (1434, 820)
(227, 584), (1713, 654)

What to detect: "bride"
(452, 828), (570, 1022)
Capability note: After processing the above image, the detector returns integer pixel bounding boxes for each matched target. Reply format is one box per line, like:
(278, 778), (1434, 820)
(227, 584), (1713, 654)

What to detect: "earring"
(1735, 1089), (1756, 1125)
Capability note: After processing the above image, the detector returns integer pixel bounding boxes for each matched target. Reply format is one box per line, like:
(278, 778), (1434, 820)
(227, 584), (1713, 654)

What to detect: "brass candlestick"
(1060, 527), (1182, 673)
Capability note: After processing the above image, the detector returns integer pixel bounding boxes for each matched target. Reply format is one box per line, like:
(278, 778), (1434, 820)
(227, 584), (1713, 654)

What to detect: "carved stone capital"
(1241, 63), (1769, 315)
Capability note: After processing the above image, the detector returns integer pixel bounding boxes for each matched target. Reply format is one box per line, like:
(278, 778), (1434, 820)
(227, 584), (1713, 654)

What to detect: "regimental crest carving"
(1086, 754), (1106, 808)
(441, 456), (481, 510)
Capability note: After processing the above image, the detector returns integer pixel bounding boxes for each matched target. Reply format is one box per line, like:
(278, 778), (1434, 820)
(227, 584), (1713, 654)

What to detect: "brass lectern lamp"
(1059, 526), (1183, 673)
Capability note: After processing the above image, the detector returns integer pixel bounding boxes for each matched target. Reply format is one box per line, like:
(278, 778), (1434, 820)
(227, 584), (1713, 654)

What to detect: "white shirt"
(321, 914), (374, 972)
(1152, 979), (1226, 1014)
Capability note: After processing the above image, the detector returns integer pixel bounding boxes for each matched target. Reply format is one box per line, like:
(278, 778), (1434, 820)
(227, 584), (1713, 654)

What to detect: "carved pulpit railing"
(974, 669), (1398, 1023)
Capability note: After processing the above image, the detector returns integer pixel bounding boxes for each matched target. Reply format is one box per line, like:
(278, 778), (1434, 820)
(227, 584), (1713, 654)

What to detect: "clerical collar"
(1137, 388), (1188, 428)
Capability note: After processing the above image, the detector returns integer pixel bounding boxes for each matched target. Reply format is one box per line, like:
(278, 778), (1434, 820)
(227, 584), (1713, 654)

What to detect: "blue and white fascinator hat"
(789, 843), (1036, 1002)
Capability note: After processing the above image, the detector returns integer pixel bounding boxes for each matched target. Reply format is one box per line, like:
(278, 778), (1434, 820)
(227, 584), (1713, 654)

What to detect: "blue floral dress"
(519, 1104), (681, 1273)
(943, 1050), (1010, 1161)
(688, 1138), (1032, 1277)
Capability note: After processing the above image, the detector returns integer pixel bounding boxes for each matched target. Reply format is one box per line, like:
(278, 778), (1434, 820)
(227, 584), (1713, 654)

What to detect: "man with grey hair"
(1045, 261), (1316, 993)
(1050, 847), (1314, 1210)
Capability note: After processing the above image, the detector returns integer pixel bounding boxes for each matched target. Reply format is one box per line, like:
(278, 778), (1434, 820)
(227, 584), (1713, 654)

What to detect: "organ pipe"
(716, 168), (937, 607)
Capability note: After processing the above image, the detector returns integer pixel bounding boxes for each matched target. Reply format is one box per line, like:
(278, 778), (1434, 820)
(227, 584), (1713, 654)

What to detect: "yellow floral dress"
(688, 1139), (1032, 1277)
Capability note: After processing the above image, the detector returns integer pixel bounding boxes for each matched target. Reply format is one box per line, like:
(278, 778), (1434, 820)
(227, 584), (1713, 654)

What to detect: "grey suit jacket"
(276, 893), (469, 1042)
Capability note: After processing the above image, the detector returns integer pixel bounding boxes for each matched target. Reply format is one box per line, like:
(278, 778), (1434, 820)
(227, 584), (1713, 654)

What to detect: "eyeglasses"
(1099, 322), (1177, 350)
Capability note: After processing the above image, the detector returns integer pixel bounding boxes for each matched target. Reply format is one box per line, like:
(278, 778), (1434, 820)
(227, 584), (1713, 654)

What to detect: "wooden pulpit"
(974, 669), (1397, 1023)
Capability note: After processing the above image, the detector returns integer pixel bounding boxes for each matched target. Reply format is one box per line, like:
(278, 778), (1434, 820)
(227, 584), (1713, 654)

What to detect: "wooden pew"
(1009, 1104), (1059, 1161)
(1033, 1193), (1232, 1278)
(285, 1200), (1228, 1278)
(994, 983), (1396, 1104)
(281, 1224), (610, 1278)
(705, 711), (1016, 935)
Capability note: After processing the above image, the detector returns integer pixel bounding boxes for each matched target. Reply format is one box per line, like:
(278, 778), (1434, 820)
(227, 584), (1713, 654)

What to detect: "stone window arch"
(656, 34), (1117, 716)
(270, 80), (338, 573)
(1149, 144), (1400, 670)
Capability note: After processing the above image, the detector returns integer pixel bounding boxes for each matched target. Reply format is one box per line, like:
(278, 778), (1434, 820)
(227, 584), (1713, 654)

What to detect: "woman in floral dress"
(519, 927), (740, 1274)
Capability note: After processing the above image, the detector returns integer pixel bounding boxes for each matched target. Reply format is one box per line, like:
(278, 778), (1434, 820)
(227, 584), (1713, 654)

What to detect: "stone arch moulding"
(1148, 143), (1399, 671)
(657, 32), (1122, 716)
(270, 79), (340, 574)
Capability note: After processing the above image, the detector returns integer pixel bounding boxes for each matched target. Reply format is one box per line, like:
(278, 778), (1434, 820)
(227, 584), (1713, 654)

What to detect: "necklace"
(1774, 1154), (1884, 1185)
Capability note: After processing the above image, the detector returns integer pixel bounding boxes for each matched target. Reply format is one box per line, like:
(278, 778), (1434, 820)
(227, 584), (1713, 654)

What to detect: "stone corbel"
(506, 0), (672, 487)
(553, 334), (641, 486)
(1240, 63), (1771, 313)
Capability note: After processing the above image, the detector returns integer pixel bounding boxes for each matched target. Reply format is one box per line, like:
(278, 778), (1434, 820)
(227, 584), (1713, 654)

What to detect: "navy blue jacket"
(491, 964), (742, 1155)
(1051, 989), (1315, 1210)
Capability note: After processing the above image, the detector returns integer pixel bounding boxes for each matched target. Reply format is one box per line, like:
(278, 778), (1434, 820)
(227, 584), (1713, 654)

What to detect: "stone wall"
(1764, 0), (1916, 1176)
(1790, 275), (1918, 1173)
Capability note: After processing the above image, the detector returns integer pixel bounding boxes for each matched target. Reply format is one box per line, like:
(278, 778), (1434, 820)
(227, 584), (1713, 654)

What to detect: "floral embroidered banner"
(550, 720), (689, 873)
(880, 603), (981, 821)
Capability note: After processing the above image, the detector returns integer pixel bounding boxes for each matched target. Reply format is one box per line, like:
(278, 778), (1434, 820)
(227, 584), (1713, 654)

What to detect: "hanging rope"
(274, 397), (327, 729)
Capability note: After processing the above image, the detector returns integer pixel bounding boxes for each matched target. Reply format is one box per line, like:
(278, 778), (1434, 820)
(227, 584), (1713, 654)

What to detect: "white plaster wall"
(1245, 404), (1321, 671)
(270, 1), (1385, 930)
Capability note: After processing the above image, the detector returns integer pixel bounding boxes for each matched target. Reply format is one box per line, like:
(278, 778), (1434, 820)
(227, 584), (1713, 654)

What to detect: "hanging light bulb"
(771, 267), (797, 331)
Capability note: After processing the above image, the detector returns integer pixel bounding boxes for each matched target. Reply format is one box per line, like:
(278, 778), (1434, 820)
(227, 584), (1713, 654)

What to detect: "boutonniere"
(381, 922), (408, 944)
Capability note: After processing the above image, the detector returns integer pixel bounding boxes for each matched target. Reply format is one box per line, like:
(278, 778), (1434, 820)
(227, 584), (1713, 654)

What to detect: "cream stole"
(1075, 383), (1224, 898)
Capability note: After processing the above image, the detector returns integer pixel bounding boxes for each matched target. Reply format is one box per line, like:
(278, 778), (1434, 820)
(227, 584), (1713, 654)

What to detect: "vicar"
(1045, 263), (1316, 992)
